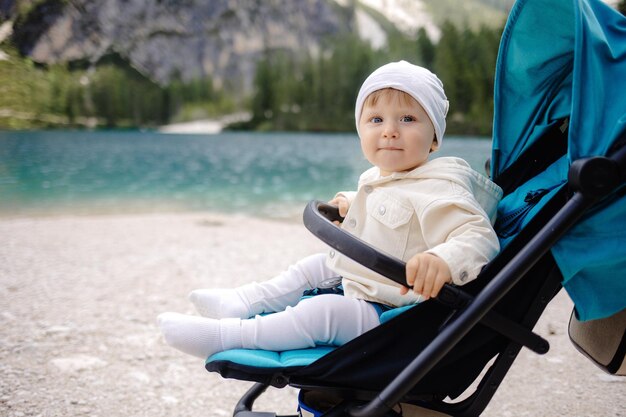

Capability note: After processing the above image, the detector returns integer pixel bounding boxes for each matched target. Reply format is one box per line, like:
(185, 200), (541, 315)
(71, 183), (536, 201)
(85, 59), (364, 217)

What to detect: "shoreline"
(0, 202), (307, 224)
(158, 113), (251, 135)
(1, 212), (624, 416)
(0, 207), (304, 222)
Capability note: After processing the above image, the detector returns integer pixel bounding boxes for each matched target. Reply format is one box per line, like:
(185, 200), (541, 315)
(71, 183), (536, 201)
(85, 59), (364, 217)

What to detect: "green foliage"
(245, 36), (378, 132)
(1, 17), (502, 134)
(435, 23), (501, 135)
(245, 23), (502, 136)
(167, 77), (235, 122)
(0, 46), (75, 129)
(0, 47), (232, 129)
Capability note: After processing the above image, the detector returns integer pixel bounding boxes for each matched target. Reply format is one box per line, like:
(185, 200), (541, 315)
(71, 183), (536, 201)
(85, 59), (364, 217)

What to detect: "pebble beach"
(1, 212), (624, 417)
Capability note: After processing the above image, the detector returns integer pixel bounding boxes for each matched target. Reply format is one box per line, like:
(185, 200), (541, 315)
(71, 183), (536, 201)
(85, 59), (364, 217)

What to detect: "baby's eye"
(370, 116), (383, 123)
(400, 115), (416, 122)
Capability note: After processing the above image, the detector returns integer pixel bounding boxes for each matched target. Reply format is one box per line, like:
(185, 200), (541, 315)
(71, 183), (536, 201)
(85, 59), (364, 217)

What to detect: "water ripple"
(0, 130), (491, 218)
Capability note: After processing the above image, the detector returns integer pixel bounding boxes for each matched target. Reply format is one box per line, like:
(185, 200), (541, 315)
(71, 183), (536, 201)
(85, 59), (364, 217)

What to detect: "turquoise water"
(0, 130), (492, 218)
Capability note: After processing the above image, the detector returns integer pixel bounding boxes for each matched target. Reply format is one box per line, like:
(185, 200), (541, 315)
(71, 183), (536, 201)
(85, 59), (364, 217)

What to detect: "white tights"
(158, 253), (381, 359)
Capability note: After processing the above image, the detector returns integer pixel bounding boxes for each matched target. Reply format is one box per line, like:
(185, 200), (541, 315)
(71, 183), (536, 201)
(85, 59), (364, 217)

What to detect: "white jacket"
(326, 157), (503, 307)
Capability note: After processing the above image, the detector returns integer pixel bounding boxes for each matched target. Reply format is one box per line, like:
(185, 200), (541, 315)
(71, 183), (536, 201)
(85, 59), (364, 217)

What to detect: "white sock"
(157, 312), (242, 359)
(188, 288), (251, 319)
(189, 254), (335, 319)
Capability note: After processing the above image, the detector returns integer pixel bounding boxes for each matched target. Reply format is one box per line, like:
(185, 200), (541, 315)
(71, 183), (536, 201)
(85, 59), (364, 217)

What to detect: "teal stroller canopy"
(492, 0), (626, 321)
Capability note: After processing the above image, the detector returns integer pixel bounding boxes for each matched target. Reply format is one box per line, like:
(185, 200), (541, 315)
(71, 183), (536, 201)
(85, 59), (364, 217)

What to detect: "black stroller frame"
(223, 131), (626, 417)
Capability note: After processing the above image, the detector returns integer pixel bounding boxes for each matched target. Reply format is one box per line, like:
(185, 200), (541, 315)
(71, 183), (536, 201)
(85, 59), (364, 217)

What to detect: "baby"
(158, 61), (502, 359)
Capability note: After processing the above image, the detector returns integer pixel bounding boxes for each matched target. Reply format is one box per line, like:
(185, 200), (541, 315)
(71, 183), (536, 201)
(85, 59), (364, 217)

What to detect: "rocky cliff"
(7, 0), (350, 92)
(2, 0), (515, 93)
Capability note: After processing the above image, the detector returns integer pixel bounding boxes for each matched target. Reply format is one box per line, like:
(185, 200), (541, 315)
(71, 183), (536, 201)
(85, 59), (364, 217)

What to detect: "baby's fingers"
(420, 268), (436, 301)
(405, 256), (424, 295)
(430, 271), (452, 299)
(337, 201), (349, 218)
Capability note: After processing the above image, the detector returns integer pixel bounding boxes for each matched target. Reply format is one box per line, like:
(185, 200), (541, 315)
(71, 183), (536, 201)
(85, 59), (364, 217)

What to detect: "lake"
(0, 130), (492, 219)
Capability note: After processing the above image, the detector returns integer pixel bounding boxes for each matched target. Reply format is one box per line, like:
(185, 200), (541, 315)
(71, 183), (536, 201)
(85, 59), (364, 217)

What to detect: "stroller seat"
(208, 347), (335, 375)
(206, 306), (415, 386)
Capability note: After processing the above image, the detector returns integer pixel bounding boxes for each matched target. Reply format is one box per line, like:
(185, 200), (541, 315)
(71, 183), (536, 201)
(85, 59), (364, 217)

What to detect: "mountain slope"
(7, 0), (348, 89)
(2, 0), (516, 92)
(352, 0), (514, 42)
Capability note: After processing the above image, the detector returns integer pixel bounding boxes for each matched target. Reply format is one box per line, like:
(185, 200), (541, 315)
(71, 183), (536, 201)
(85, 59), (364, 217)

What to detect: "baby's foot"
(188, 289), (251, 319)
(157, 312), (241, 359)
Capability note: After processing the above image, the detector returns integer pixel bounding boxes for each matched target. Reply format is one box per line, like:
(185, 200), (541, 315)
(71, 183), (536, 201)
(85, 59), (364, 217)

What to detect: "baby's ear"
(430, 137), (439, 153)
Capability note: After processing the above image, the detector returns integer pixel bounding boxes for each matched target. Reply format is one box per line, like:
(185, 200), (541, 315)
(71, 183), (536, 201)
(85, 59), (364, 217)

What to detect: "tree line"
(241, 23), (501, 135)
(2, 23), (501, 134)
(0, 50), (234, 129)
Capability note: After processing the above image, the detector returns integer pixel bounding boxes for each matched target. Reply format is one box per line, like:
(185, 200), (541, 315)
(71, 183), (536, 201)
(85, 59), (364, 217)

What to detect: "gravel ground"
(0, 213), (624, 417)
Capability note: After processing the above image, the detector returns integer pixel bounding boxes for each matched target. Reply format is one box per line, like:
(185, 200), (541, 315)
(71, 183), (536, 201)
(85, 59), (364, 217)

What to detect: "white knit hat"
(355, 61), (449, 146)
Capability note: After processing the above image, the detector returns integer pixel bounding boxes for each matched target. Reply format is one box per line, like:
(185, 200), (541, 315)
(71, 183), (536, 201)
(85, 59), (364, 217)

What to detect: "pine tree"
(251, 55), (275, 126)
(416, 28), (435, 69)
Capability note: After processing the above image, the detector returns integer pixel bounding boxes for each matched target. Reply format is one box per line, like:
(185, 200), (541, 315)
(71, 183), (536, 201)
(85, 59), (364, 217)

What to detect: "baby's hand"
(401, 253), (452, 301)
(328, 195), (350, 223)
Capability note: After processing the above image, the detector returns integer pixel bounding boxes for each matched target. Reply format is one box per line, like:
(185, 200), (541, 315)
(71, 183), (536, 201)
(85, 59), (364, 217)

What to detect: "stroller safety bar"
(303, 201), (550, 354)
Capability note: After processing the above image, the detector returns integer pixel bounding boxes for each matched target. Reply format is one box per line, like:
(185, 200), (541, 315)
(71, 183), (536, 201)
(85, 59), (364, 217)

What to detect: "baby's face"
(358, 94), (435, 176)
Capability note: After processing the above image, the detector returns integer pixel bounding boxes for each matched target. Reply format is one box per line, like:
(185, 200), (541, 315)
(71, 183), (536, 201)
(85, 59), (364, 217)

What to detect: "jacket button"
(348, 218), (357, 228)
(459, 271), (469, 282)
(363, 185), (373, 193)
(378, 205), (386, 215)
(329, 250), (335, 258)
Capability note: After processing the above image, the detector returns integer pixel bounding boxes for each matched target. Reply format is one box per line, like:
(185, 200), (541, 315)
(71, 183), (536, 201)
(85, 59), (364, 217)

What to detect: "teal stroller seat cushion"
(206, 346), (336, 370)
(205, 305), (416, 371)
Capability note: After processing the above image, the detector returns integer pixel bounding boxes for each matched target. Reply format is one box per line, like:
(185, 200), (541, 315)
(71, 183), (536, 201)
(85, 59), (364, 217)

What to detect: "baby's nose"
(383, 122), (399, 138)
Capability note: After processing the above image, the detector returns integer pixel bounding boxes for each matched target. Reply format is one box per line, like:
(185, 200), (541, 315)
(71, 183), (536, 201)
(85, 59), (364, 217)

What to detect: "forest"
(2, 0), (625, 134)
(242, 24), (501, 135)
(0, 23), (502, 134)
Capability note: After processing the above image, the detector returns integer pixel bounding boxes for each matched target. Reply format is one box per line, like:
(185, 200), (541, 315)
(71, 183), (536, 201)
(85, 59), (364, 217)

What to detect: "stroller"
(205, 0), (626, 415)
